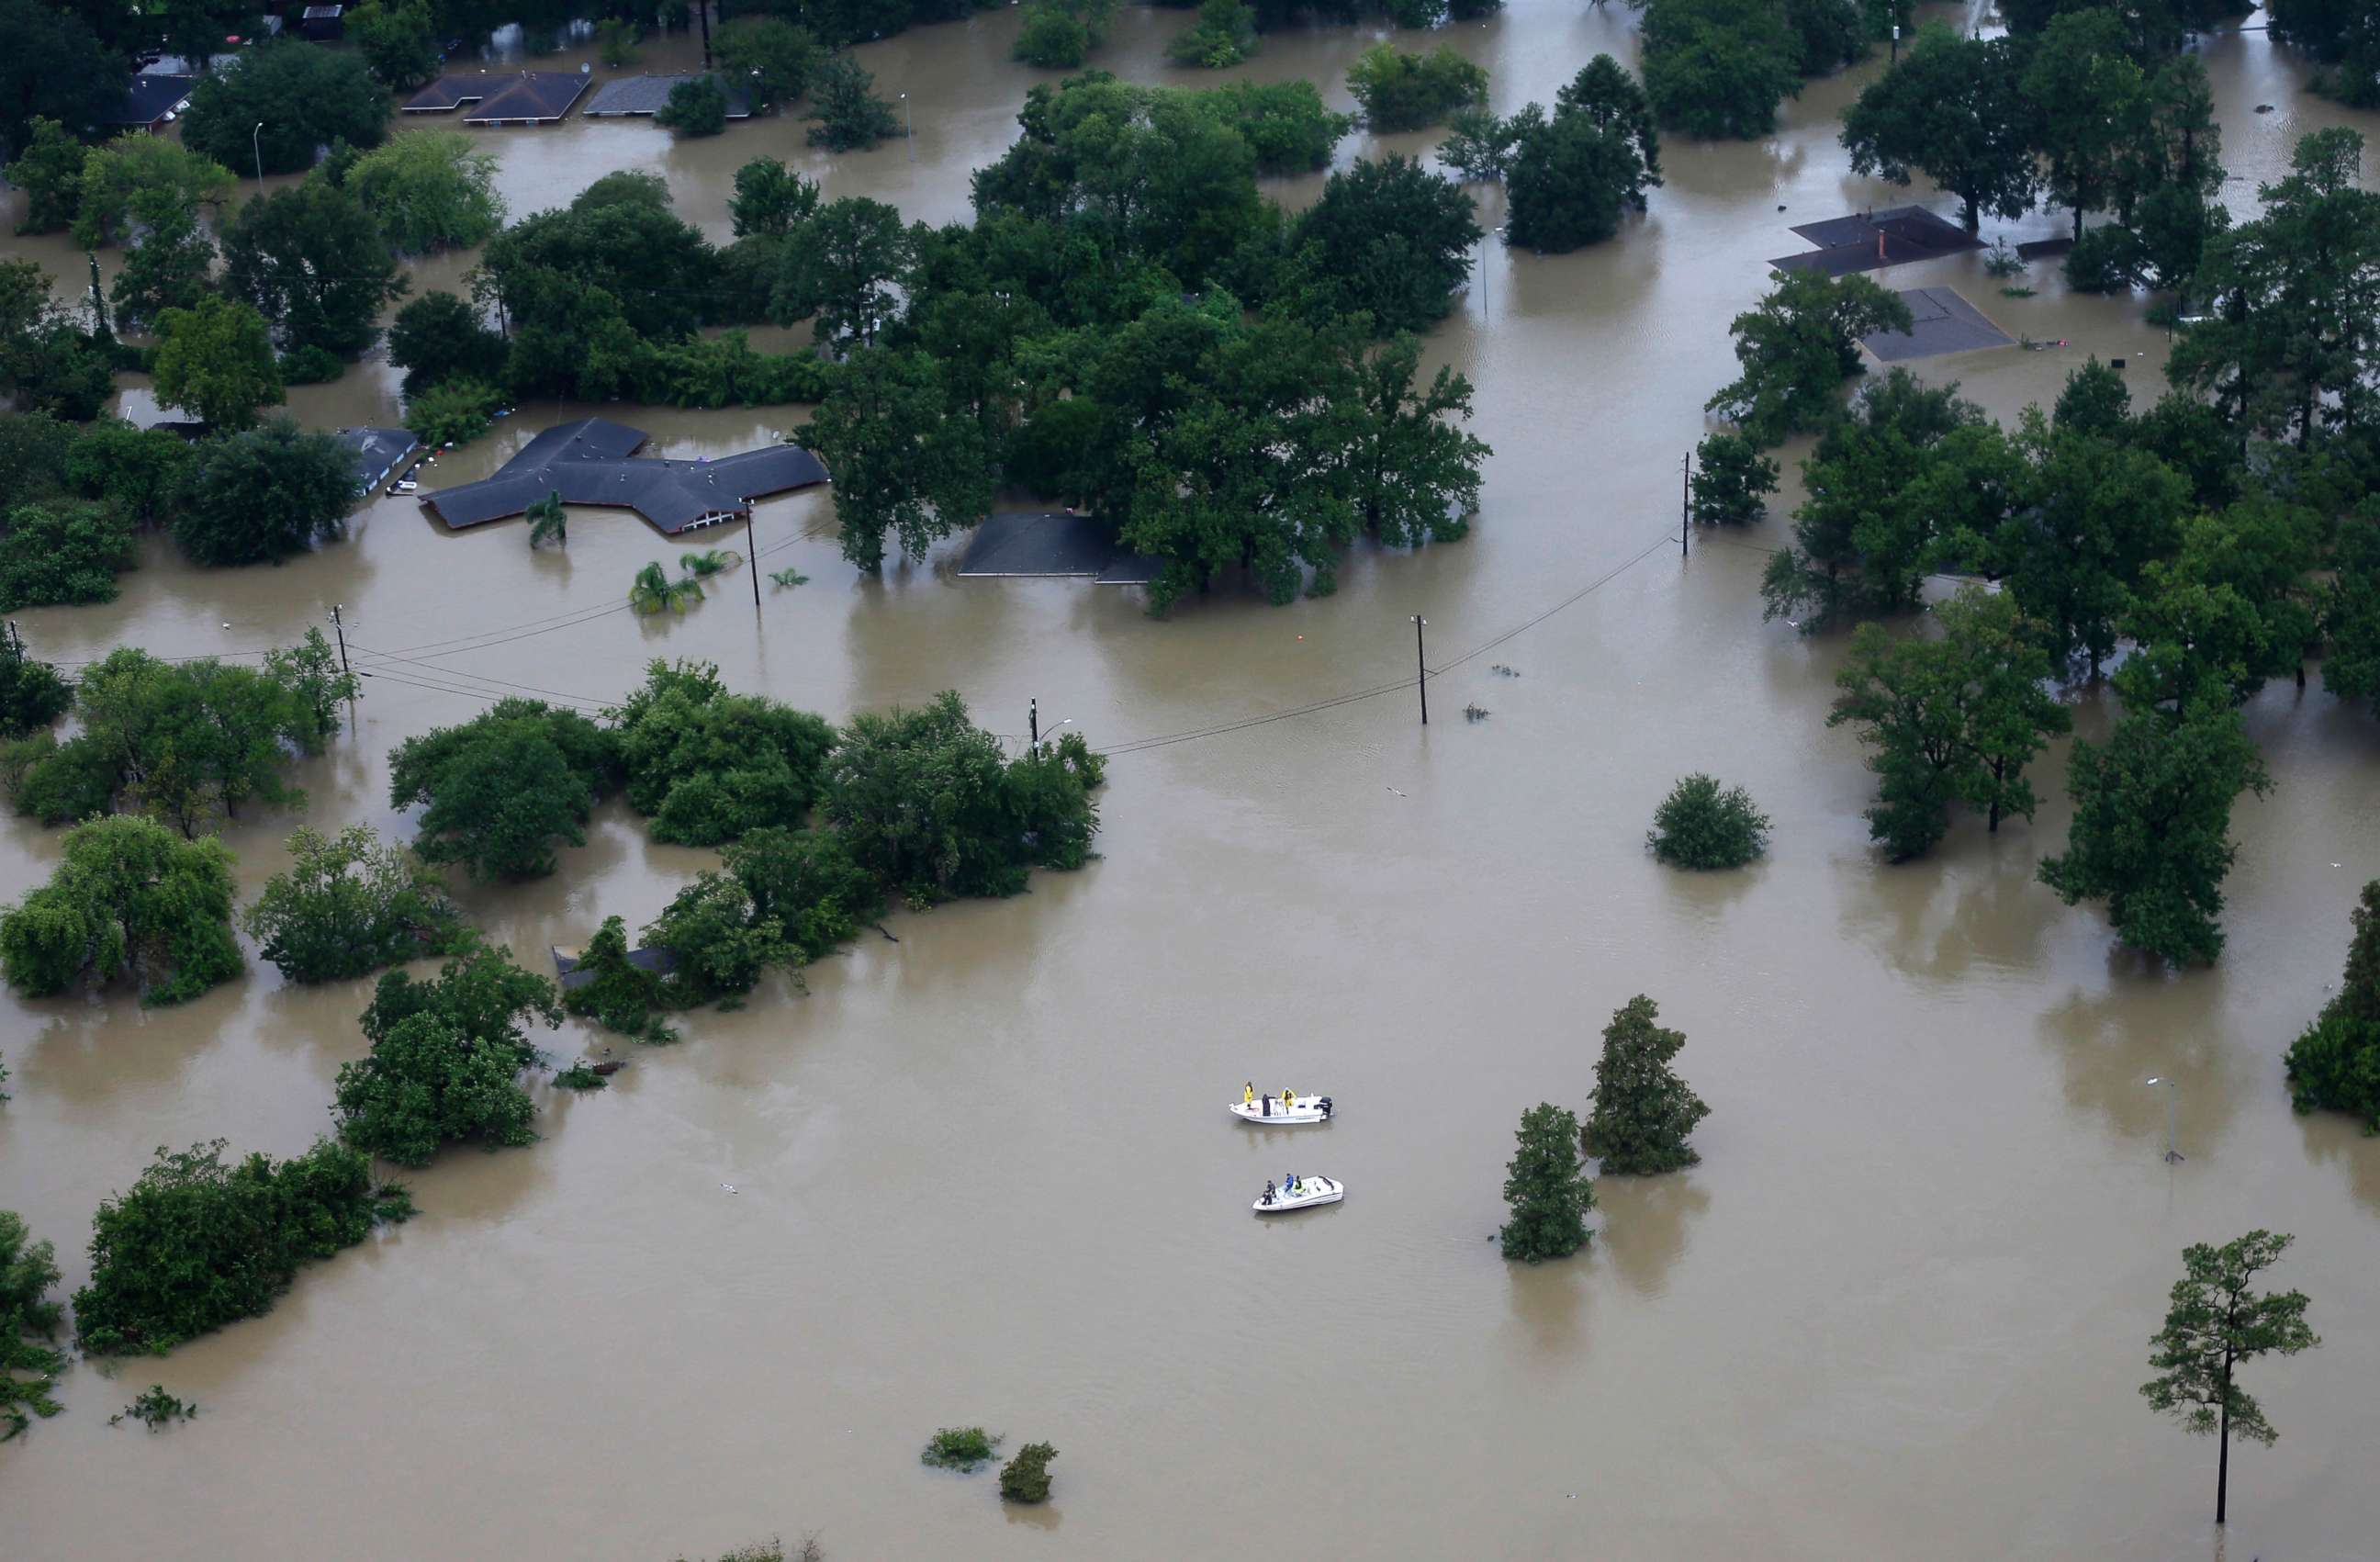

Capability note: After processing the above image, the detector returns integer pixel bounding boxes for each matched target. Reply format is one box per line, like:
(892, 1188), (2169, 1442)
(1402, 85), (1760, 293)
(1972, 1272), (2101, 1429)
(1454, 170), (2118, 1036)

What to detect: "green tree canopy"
(176, 416), (355, 565)
(387, 699), (623, 881)
(181, 41), (393, 176)
(769, 197), (915, 348)
(0, 500), (138, 612)
(70, 134), (232, 251)
(611, 659), (838, 846)
(360, 938), (561, 1072)
(222, 179), (407, 356)
(0, 1209), (65, 1441)
(243, 824), (466, 985)
(346, 0), (443, 91)
(387, 290), (509, 397)
(1640, 0), (1804, 140)
(333, 1012), (539, 1167)
(0, 628), (72, 740)
(0, 0), (129, 159)
(152, 297), (285, 432)
(724, 826), (884, 960)
(73, 1139), (399, 1356)
(345, 131), (506, 253)
(2141, 1230), (2318, 1525)
(1499, 1102), (1595, 1263)
(1689, 433), (1779, 527)
(1646, 772), (1769, 869)
(1583, 995), (1711, 1174)
(0, 814), (241, 1006)
(1346, 43), (1488, 132)
(1841, 29), (2037, 232)
(717, 17), (823, 108)
(2038, 662), (2271, 966)
(656, 73), (732, 137)
(797, 346), (993, 572)
(1290, 156), (1481, 335)
(803, 54), (902, 152)
(2285, 880), (2380, 1131)
(729, 157), (821, 239)
(1706, 269), (1913, 447)
(6, 118), (91, 236)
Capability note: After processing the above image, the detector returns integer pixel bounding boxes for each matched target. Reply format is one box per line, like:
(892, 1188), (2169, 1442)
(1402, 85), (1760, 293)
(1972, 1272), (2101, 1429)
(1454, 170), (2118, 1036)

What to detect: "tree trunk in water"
(2217, 1351), (2232, 1524)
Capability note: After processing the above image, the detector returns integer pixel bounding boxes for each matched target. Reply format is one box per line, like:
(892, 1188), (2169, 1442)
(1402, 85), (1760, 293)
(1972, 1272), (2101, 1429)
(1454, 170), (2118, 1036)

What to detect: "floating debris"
(1464, 703), (1491, 723)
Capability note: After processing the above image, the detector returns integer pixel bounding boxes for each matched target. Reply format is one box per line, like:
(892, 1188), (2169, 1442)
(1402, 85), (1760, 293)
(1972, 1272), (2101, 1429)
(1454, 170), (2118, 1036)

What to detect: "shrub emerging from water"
(1646, 773), (1769, 870)
(561, 915), (679, 1045)
(612, 660), (837, 848)
(2285, 880), (2380, 1132)
(553, 1060), (610, 1090)
(1000, 1441), (1059, 1502)
(657, 74), (731, 138)
(0, 815), (242, 1006)
(1582, 995), (1710, 1174)
(1499, 1102), (1595, 1263)
(0, 1209), (65, 1441)
(1348, 43), (1489, 133)
(110, 1385), (196, 1430)
(387, 698), (622, 882)
(404, 377), (500, 449)
(921, 1426), (1001, 1471)
(1167, 0), (1257, 68)
(243, 824), (468, 984)
(74, 1139), (400, 1356)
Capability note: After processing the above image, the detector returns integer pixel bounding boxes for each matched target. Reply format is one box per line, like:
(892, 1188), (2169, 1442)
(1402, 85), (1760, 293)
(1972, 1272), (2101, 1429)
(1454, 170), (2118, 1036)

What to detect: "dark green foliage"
(770, 197), (914, 348)
(2141, 1231), (2318, 1524)
(0, 1210), (64, 1441)
(726, 826), (883, 960)
(1190, 81), (1350, 175)
(612, 660), (837, 847)
(1689, 433), (1778, 527)
(2271, 0), (2380, 107)
(348, 0), (443, 91)
(646, 872), (791, 1001)
(110, 199), (218, 333)
(0, 1), (129, 160)
(798, 347), (993, 571)
(334, 1011), (539, 1166)
(1346, 44), (1488, 133)
(527, 492), (567, 550)
(5, 645), (334, 834)
(1640, 0), (1803, 140)
(405, 378), (500, 449)
(6, 118), (90, 235)
(110, 1385), (196, 1430)
(1345, 332), (1491, 555)
(152, 297), (284, 433)
(181, 41), (392, 176)
(2021, 9), (2144, 242)
(1016, 0), (1117, 66)
(0, 268), (117, 420)
(921, 1426), (1001, 1470)
(387, 291), (509, 397)
(222, 181), (406, 357)
(71, 135), (233, 252)
(59, 418), (187, 524)
(1990, 413), (2190, 674)
(1440, 107), (1521, 183)
(2285, 882), (2380, 1132)
(560, 915), (675, 1044)
(1000, 1441), (1058, 1503)
(0, 815), (240, 1006)
(0, 631), (71, 739)
(387, 700), (623, 882)
(822, 691), (1103, 904)
(2038, 663), (2272, 967)
(0, 500), (137, 611)
(656, 74), (732, 138)
(1828, 588), (2070, 861)
(1505, 110), (1642, 254)
(279, 345), (345, 387)
(2064, 224), (2150, 294)
(2123, 500), (2321, 704)
(1499, 1102), (1595, 1263)
(803, 56), (902, 152)
(1840, 29), (2036, 233)
(1706, 270), (1913, 447)
(553, 1061), (609, 1091)
(1583, 995), (1709, 1174)
(73, 1138), (393, 1355)
(1782, 0), (1867, 74)
(176, 417), (356, 566)
(717, 17), (823, 109)
(242, 825), (466, 985)
(1290, 157), (1480, 335)
(1646, 773), (1768, 870)
(1168, 0), (1257, 67)
(2326, 507), (2380, 708)
(359, 938), (561, 1073)
(730, 159), (821, 240)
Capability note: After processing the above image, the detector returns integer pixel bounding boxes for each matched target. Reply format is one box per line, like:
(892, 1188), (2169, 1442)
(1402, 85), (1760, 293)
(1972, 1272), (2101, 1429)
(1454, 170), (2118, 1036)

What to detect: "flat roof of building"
(421, 417), (828, 534)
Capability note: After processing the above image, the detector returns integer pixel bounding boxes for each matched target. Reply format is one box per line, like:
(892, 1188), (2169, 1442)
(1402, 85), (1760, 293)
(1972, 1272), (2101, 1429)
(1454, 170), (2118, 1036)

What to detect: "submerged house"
(402, 70), (590, 126)
(419, 418), (828, 536)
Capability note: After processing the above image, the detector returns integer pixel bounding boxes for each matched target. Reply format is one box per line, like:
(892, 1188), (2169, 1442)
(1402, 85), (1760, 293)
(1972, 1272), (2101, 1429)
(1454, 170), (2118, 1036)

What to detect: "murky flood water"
(5, 6), (2379, 1558)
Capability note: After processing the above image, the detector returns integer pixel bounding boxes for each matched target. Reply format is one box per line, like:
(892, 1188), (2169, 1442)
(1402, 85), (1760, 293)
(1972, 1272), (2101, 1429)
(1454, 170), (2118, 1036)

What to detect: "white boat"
(1254, 1176), (1342, 1213)
(1231, 1094), (1333, 1125)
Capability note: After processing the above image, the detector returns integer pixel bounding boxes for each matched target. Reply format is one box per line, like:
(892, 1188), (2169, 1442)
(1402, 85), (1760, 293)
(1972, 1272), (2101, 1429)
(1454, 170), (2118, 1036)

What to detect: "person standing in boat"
(1262, 1180), (1276, 1206)
(1281, 1087), (1296, 1113)
(1244, 1082), (1255, 1107)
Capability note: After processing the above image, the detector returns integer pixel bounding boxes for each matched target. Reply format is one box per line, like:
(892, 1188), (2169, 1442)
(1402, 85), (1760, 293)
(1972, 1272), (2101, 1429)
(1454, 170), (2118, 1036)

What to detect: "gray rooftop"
(403, 71), (589, 122)
(333, 425), (421, 491)
(582, 73), (754, 118)
(421, 417), (829, 535)
(1769, 206), (1982, 276)
(1860, 288), (2016, 363)
(106, 74), (195, 126)
(958, 510), (1162, 585)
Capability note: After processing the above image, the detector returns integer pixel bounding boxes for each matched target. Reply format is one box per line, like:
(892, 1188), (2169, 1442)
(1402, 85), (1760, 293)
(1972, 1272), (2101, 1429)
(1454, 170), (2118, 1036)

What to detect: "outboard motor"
(1319, 1096), (1332, 1118)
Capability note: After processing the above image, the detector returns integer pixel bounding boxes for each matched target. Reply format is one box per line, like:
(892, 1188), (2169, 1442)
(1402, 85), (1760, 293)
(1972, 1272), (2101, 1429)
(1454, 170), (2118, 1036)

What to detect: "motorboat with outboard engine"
(1254, 1175), (1342, 1212)
(1231, 1092), (1333, 1124)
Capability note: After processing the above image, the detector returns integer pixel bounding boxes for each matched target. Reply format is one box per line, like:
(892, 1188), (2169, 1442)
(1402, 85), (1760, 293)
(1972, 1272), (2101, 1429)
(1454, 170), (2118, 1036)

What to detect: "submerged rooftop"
(421, 417), (829, 535)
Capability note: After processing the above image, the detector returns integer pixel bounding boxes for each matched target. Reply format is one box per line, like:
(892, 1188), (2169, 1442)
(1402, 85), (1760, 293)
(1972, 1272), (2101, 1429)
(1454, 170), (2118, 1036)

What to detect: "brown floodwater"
(5, 6), (2379, 1558)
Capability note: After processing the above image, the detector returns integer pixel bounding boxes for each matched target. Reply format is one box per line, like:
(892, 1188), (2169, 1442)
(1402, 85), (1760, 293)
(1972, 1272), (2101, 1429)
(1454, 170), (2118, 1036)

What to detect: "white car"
(389, 478), (419, 496)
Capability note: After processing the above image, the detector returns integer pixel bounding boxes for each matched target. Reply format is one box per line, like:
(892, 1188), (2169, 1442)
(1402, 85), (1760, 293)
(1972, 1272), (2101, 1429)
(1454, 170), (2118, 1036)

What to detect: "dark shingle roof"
(403, 71), (589, 122)
(421, 418), (829, 534)
(105, 75), (196, 126)
(582, 73), (754, 118)
(333, 425), (421, 490)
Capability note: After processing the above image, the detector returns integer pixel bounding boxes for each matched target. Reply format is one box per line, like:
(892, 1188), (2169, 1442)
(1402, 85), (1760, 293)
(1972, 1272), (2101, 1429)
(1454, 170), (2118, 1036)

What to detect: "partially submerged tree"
(1582, 995), (1710, 1174)
(1000, 1441), (1059, 1503)
(387, 700), (622, 881)
(243, 825), (466, 985)
(1499, 1102), (1596, 1263)
(1840, 29), (2037, 233)
(0, 815), (241, 1007)
(1646, 774), (1769, 870)
(803, 56), (901, 152)
(333, 1011), (538, 1167)
(1688, 433), (1779, 527)
(611, 660), (837, 847)
(175, 417), (357, 566)
(0, 1210), (64, 1441)
(2284, 881), (2380, 1133)
(2141, 1231), (2318, 1526)
(1706, 271), (1913, 447)
(151, 297), (284, 432)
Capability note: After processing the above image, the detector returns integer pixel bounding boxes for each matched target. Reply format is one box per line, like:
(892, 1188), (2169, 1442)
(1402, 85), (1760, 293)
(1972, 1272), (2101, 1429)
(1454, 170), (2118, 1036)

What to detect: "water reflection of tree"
(2037, 977), (2248, 1157)
(1836, 842), (2051, 985)
(1505, 1243), (1593, 1359)
(1595, 1174), (1709, 1298)
(2296, 1109), (2380, 1216)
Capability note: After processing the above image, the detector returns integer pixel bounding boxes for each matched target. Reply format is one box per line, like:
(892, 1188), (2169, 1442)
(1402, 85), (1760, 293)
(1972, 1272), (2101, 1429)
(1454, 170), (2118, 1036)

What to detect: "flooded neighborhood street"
(3, 4), (2377, 1558)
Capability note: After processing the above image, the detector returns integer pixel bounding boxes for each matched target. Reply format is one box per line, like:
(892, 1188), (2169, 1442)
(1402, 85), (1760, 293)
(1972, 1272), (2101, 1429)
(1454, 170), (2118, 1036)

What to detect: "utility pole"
(697, 0), (713, 67)
(1891, 22), (1900, 63)
(86, 253), (110, 342)
(329, 604), (356, 721)
(1680, 451), (1691, 556)
(1029, 698), (1039, 748)
(1411, 615), (1428, 726)
(2147, 1075), (2184, 1163)
(252, 121), (265, 188)
(745, 509), (761, 619)
(902, 93), (913, 163)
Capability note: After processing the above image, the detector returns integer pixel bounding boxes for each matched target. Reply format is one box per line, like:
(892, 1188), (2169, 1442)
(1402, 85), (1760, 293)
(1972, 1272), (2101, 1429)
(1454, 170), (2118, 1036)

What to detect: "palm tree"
(627, 560), (704, 614)
(679, 547), (741, 579)
(526, 491), (567, 549)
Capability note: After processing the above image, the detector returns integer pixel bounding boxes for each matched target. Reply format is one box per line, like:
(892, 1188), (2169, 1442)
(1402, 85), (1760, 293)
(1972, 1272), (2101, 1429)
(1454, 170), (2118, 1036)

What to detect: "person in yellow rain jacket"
(1281, 1087), (1296, 1112)
(1244, 1082), (1255, 1107)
